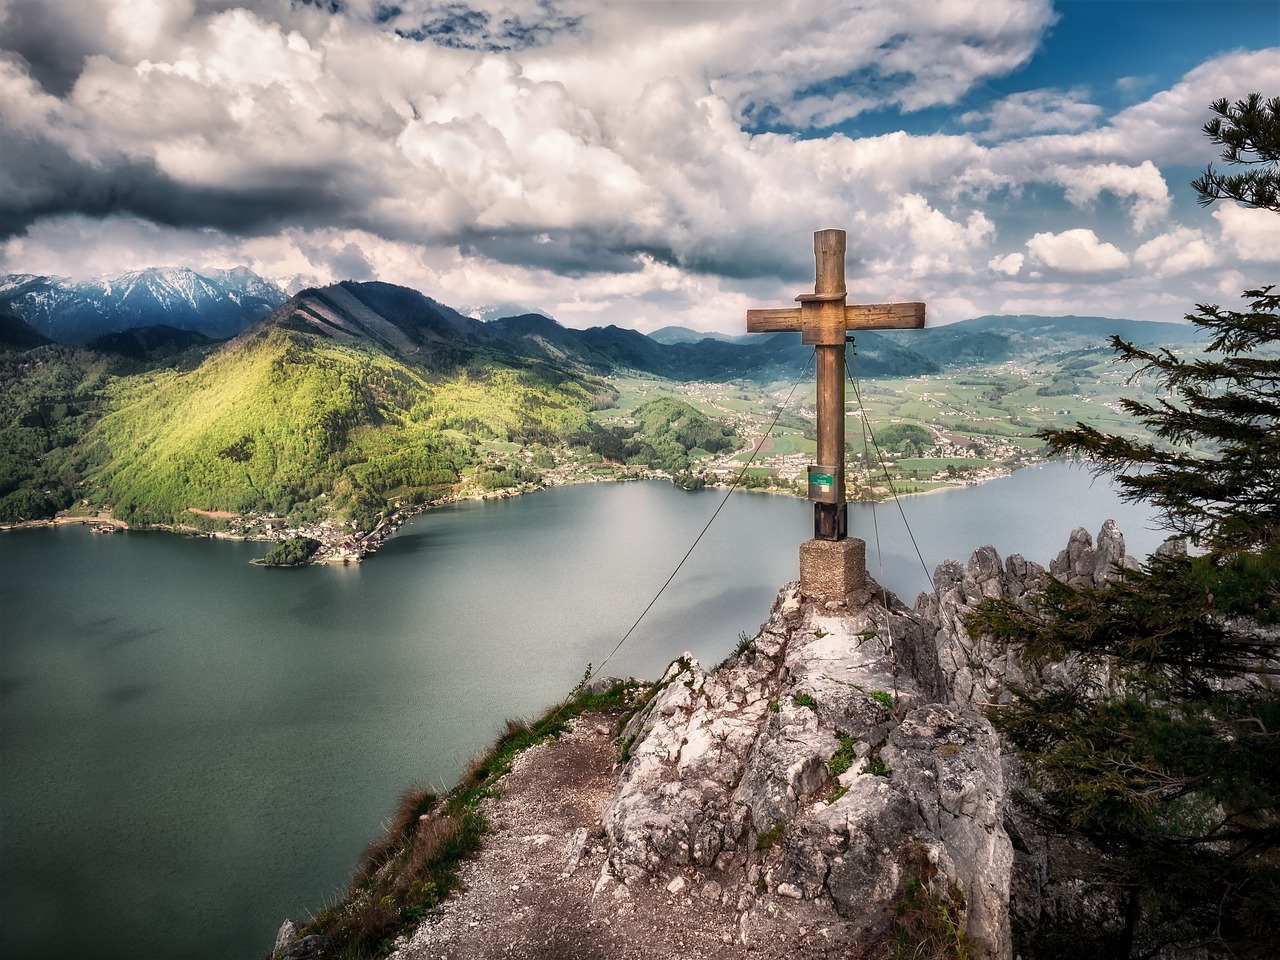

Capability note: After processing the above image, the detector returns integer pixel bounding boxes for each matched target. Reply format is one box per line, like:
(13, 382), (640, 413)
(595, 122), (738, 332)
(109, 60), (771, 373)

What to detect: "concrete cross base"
(799, 537), (867, 603)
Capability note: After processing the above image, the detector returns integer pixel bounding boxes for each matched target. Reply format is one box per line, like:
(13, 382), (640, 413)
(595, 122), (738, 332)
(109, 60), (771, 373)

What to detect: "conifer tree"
(969, 97), (1280, 960)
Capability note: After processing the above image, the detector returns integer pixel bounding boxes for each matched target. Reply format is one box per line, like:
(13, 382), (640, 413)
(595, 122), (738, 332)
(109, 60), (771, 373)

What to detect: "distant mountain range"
(647, 326), (745, 345)
(252, 281), (939, 381)
(0, 267), (287, 342)
(0, 267), (1203, 379)
(885, 313), (1202, 366)
(0, 270), (1208, 532)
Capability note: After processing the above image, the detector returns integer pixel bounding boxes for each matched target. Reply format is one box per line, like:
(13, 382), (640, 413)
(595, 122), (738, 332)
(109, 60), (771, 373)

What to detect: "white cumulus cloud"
(988, 252), (1024, 275)
(1046, 161), (1171, 232)
(1134, 227), (1216, 276)
(1026, 229), (1129, 272)
(1214, 204), (1280, 262)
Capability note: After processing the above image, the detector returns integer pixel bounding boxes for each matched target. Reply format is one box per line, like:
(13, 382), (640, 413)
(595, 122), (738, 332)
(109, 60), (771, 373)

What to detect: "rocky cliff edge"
(596, 520), (1137, 960)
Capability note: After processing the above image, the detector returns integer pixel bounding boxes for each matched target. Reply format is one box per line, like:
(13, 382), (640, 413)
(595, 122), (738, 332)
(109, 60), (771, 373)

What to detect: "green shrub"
(261, 536), (320, 566)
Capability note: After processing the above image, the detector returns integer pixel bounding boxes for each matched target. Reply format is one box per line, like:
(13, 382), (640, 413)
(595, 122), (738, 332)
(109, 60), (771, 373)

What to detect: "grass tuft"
(756, 820), (786, 851)
(354, 787), (439, 884)
(865, 755), (892, 777)
(827, 735), (858, 777)
(869, 690), (894, 711)
(890, 845), (973, 960)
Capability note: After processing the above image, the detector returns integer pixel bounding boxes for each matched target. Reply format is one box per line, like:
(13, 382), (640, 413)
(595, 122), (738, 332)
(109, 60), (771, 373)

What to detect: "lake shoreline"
(0, 462), (1031, 564)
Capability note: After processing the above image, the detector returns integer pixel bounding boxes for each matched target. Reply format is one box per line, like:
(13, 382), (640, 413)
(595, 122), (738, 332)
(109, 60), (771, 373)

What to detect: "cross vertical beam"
(809, 229), (848, 541)
(745, 228), (926, 602)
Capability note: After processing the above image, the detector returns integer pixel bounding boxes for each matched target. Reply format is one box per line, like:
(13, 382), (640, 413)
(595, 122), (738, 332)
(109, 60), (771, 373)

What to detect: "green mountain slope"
(82, 322), (607, 531)
(0, 345), (112, 521)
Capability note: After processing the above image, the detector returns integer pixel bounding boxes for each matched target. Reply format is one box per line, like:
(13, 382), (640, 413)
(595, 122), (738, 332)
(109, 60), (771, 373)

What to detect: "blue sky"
(1, 0), (1277, 331)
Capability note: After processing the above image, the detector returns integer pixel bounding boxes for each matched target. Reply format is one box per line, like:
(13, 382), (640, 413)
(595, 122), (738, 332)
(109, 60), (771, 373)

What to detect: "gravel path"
(388, 711), (866, 960)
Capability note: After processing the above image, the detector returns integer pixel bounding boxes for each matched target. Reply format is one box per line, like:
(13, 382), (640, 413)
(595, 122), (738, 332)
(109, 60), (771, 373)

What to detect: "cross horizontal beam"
(745, 302), (926, 333)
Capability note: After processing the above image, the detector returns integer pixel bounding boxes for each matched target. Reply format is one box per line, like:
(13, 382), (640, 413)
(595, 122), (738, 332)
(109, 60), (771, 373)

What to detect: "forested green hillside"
(0, 346), (112, 520)
(572, 396), (740, 481)
(81, 325), (609, 530)
(0, 299), (749, 532)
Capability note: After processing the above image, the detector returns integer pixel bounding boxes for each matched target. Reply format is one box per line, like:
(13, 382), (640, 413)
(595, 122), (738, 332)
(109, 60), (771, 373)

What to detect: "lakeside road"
(0, 512), (127, 532)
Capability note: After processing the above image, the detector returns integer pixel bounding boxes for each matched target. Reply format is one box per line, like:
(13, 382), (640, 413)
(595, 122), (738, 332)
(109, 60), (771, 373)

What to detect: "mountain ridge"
(0, 267), (287, 343)
(1, 264), (1202, 377)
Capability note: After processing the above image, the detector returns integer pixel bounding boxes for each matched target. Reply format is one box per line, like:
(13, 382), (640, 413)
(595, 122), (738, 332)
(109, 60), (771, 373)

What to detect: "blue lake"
(0, 464), (1164, 959)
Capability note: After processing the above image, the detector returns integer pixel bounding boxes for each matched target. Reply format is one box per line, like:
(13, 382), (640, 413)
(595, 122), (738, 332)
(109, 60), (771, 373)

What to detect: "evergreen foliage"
(0, 346), (111, 521)
(261, 536), (321, 566)
(1191, 94), (1280, 211)
(873, 422), (933, 456)
(1044, 285), (1280, 552)
(968, 95), (1280, 959)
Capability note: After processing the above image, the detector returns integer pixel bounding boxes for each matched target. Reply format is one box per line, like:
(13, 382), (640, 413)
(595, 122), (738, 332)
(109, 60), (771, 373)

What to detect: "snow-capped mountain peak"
(0, 267), (288, 343)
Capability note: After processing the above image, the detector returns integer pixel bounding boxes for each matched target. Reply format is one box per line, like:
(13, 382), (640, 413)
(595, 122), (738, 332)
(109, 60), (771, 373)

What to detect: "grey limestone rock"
(273, 920), (298, 957)
(601, 581), (1014, 958)
(598, 521), (1142, 960)
(281, 933), (331, 960)
(881, 706), (1012, 958)
(1094, 518), (1140, 585)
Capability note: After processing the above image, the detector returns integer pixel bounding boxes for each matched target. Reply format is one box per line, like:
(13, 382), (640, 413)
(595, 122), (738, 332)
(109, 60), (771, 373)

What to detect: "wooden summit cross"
(746, 228), (925, 601)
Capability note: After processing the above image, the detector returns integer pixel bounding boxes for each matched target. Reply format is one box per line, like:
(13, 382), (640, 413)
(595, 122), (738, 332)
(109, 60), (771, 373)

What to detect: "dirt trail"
(388, 713), (812, 960)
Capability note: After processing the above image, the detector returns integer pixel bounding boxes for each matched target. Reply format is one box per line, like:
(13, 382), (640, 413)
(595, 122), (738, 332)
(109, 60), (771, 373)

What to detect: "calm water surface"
(0, 465), (1162, 960)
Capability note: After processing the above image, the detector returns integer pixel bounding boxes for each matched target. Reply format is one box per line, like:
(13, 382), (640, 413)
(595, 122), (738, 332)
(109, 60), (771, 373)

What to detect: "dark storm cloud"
(460, 226), (813, 289)
(463, 230), (662, 278)
(0, 0), (252, 98)
(0, 123), (366, 242)
(1, 0), (105, 96)
(680, 244), (812, 286)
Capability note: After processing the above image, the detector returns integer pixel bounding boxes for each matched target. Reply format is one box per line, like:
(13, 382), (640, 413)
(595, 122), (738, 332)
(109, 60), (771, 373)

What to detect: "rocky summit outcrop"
(596, 521), (1142, 960)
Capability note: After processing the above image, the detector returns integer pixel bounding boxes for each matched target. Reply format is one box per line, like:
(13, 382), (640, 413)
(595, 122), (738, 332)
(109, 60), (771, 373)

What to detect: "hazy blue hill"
(647, 325), (744, 345)
(886, 314), (1202, 367)
(0, 267), (286, 343)
(485, 313), (616, 370)
(961, 314), (1198, 342)
(577, 324), (683, 374)
(570, 323), (938, 380)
